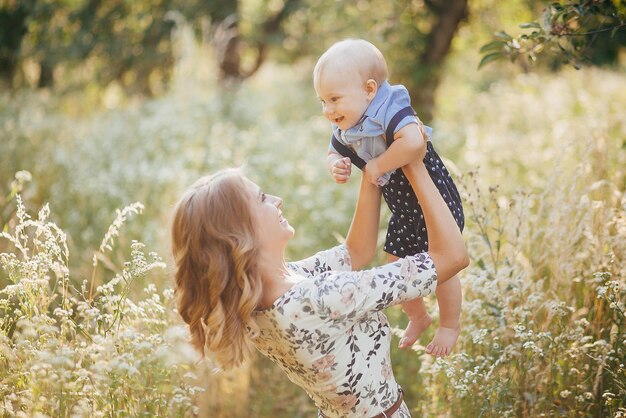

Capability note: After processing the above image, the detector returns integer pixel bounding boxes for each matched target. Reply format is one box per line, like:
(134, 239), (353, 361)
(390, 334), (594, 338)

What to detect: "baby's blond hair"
(313, 39), (388, 89)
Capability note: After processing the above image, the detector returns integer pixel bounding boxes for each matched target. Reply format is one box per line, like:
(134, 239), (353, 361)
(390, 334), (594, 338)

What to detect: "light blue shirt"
(329, 81), (432, 186)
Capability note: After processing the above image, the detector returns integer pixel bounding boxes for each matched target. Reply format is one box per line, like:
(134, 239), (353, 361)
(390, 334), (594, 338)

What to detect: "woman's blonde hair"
(171, 169), (263, 369)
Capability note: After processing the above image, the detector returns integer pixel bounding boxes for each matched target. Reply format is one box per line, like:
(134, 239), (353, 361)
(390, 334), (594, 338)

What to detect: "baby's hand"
(364, 159), (383, 186)
(331, 157), (352, 184)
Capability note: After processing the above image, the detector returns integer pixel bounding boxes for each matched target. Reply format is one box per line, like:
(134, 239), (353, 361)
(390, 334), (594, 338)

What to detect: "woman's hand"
(364, 159), (384, 186)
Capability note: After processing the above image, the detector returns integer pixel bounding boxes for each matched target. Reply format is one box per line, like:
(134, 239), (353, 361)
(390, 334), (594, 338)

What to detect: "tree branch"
(242, 0), (302, 78)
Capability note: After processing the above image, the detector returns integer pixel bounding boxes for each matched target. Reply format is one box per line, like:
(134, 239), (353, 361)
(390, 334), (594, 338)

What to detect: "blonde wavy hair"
(171, 169), (263, 369)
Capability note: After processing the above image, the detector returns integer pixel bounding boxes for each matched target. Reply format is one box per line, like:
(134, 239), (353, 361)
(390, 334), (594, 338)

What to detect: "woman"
(171, 155), (468, 417)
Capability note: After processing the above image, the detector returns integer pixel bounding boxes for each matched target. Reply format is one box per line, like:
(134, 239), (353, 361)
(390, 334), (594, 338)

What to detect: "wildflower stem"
(89, 262), (98, 302)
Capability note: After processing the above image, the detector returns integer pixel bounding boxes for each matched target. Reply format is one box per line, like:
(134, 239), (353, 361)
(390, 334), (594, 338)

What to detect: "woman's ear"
(365, 79), (378, 100)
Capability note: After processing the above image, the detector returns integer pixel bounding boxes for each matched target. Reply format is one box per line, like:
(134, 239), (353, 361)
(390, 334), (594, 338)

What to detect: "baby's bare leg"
(426, 274), (462, 357)
(387, 253), (433, 349)
(399, 298), (432, 349)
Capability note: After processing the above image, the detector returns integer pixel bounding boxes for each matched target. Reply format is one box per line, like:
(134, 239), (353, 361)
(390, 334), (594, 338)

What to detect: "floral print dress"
(252, 245), (438, 417)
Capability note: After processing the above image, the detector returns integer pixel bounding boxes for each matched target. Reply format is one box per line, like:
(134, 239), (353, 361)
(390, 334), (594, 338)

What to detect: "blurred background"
(1, 0), (625, 417)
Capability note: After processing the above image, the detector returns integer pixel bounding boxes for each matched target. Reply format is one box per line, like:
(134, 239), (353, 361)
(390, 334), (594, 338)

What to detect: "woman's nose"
(270, 195), (283, 208)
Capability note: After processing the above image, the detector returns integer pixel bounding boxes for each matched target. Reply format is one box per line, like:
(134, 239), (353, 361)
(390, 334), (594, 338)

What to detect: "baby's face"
(315, 69), (372, 131)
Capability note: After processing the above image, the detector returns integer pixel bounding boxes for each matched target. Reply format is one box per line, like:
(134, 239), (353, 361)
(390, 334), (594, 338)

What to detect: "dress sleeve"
(309, 253), (437, 320)
(288, 245), (352, 278)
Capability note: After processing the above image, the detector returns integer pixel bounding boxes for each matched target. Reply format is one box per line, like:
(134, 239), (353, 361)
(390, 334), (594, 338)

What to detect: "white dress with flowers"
(252, 245), (438, 418)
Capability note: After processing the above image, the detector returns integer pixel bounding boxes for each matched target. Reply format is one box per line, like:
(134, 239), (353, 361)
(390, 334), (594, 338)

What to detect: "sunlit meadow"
(1, 30), (625, 417)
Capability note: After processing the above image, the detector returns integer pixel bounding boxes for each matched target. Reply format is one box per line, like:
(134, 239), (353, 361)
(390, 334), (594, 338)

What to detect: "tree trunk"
(213, 14), (242, 80)
(0, 5), (28, 88)
(211, 0), (302, 80)
(410, 0), (468, 122)
(38, 59), (54, 88)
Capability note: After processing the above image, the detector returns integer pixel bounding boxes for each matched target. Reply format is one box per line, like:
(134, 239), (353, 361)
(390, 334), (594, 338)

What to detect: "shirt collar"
(363, 80), (392, 120)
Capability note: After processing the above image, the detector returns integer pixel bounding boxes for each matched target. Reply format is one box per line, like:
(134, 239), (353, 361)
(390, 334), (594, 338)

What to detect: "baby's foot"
(426, 325), (461, 357)
(398, 314), (432, 349)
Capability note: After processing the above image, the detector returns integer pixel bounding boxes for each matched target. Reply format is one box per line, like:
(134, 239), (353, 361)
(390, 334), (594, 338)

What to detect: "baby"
(313, 39), (465, 356)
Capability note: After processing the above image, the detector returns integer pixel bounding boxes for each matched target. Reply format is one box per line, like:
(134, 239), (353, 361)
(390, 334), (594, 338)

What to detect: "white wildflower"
(15, 170), (32, 183)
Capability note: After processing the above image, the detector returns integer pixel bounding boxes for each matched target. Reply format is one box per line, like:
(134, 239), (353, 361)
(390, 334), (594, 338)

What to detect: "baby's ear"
(365, 79), (378, 100)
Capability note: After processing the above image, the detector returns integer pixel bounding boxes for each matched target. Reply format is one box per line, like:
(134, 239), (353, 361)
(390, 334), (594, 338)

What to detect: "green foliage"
(480, 0), (626, 69)
(0, 0), (473, 120)
(1, 0), (249, 92)
(17, 0), (181, 92)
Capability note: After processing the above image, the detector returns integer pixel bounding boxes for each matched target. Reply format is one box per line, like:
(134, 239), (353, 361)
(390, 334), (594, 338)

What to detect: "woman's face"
(245, 179), (294, 252)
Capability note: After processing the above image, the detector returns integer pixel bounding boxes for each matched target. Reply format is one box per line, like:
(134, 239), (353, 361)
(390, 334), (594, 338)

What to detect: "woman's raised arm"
(402, 161), (469, 283)
(344, 173), (382, 270)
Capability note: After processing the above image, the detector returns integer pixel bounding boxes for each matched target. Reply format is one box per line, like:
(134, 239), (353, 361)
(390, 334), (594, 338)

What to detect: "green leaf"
(610, 25), (623, 38)
(476, 258), (486, 270)
(551, 3), (563, 12)
(480, 40), (504, 53)
(494, 31), (513, 41)
(519, 22), (541, 29)
(478, 52), (503, 69)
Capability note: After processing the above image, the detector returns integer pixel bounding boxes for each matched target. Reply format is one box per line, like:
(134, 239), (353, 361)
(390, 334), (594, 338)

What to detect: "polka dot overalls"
(380, 141), (464, 257)
(331, 106), (464, 258)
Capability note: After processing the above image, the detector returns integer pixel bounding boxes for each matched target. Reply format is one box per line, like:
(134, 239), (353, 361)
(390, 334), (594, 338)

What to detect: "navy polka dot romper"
(331, 106), (464, 258)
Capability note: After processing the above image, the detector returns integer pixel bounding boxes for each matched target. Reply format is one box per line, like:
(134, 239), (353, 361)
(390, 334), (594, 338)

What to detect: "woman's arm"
(344, 173), (382, 270)
(402, 161), (469, 284)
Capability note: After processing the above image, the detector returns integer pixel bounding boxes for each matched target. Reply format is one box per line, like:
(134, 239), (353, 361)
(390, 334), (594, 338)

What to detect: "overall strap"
(384, 106), (417, 147)
(331, 134), (367, 170)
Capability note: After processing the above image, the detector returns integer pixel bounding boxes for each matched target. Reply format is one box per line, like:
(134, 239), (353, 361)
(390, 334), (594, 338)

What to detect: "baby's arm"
(364, 123), (426, 185)
(327, 151), (352, 184)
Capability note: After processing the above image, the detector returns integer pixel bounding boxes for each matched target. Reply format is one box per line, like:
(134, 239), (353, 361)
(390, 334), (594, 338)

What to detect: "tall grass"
(0, 192), (202, 416)
(411, 170), (625, 417)
(1, 34), (624, 416)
